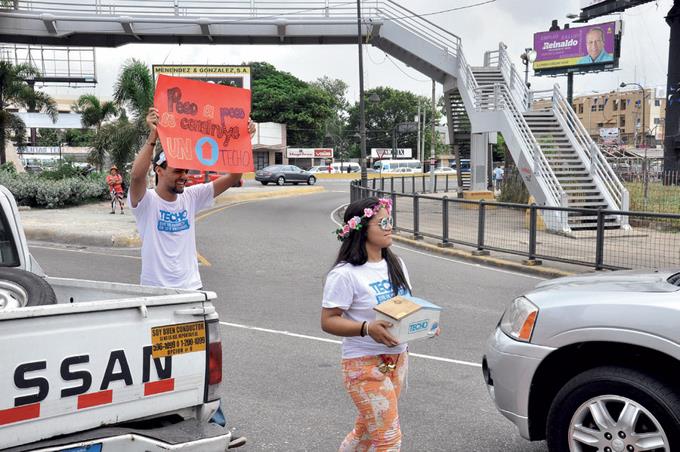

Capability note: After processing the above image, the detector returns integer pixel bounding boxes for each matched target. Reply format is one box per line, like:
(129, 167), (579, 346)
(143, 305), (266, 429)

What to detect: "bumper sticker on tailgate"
(151, 321), (206, 358)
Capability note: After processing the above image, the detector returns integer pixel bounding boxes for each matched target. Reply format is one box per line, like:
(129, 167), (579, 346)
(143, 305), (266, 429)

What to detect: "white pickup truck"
(0, 186), (234, 451)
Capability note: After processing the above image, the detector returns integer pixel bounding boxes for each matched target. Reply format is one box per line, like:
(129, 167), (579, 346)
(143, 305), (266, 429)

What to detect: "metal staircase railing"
(551, 85), (630, 213)
(483, 43), (530, 113)
(455, 44), (566, 212)
(475, 83), (565, 208)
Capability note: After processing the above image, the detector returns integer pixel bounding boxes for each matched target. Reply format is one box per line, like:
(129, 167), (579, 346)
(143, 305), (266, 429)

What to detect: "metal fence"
(350, 176), (680, 271)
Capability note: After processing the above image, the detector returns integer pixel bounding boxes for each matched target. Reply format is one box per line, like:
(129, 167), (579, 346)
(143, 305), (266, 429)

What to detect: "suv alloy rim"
(568, 395), (669, 452)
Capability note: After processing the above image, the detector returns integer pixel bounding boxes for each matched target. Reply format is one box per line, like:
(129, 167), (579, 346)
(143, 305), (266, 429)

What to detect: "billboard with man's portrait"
(533, 21), (621, 75)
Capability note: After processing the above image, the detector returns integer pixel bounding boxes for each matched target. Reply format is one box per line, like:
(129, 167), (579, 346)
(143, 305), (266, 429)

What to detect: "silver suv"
(483, 269), (680, 452)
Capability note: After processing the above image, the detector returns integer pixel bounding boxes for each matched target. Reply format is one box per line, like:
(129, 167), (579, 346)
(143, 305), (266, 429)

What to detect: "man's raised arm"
(212, 119), (257, 197)
(129, 108), (159, 208)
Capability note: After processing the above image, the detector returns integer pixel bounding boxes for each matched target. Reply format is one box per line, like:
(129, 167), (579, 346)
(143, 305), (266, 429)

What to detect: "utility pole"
(430, 79), (436, 190)
(664, 0), (680, 178)
(416, 103), (421, 164)
(356, 0), (368, 187)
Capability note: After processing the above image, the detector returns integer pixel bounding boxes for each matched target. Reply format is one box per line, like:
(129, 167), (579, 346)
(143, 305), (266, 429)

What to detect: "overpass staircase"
(0, 0), (630, 231)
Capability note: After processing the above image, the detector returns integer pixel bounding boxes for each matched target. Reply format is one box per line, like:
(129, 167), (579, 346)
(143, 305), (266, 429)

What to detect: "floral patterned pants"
(339, 352), (408, 452)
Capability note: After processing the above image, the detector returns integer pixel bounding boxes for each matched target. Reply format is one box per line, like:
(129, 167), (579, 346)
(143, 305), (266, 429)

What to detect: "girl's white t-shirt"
(129, 183), (214, 289)
(322, 259), (411, 358)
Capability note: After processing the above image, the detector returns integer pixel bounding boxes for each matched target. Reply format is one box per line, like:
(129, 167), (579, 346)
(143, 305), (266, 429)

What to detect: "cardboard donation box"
(374, 295), (442, 344)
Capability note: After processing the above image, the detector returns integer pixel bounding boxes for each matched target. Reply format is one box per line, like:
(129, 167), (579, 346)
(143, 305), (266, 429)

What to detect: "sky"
(43, 0), (674, 104)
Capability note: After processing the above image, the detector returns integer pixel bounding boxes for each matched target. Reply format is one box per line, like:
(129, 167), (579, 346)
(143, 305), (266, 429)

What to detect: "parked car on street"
(483, 269), (680, 452)
(185, 170), (244, 187)
(255, 165), (316, 186)
(392, 167), (418, 174)
(307, 166), (327, 173)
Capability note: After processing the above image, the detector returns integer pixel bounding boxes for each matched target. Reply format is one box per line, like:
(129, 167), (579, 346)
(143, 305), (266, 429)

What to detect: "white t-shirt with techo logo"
(322, 258), (411, 359)
(129, 183), (214, 289)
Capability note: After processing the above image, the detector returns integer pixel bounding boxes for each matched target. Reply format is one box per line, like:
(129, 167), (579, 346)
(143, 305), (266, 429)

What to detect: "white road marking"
(330, 203), (545, 280)
(220, 321), (481, 368)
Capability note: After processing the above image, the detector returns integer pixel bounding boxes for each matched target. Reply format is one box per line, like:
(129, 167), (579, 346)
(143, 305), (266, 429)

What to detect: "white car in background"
(392, 167), (418, 174)
(307, 166), (328, 173)
(434, 167), (457, 175)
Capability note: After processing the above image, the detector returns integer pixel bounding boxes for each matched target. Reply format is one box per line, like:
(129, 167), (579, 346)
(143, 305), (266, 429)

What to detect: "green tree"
(0, 61), (58, 163)
(91, 59), (154, 173)
(63, 128), (95, 147)
(72, 94), (118, 131)
(347, 87), (441, 157)
(36, 128), (60, 146)
(249, 62), (335, 146)
(73, 94), (119, 170)
(312, 76), (349, 118)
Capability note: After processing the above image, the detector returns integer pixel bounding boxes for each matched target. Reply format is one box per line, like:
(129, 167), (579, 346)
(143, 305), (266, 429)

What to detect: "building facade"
(534, 88), (665, 147)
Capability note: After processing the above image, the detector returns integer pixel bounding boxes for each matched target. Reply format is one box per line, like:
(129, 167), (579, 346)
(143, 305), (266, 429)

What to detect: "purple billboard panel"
(533, 21), (618, 71)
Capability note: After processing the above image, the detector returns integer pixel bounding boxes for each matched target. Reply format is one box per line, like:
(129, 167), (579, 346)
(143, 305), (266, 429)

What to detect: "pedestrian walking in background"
(321, 196), (411, 451)
(106, 165), (125, 214)
(493, 164), (504, 191)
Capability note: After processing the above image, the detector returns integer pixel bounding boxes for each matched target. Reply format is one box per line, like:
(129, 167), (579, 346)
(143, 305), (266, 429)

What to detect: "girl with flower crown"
(321, 196), (411, 451)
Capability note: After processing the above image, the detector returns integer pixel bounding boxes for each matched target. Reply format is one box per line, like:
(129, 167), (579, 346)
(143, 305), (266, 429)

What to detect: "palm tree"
(73, 94), (118, 131)
(100, 59), (154, 173)
(0, 61), (58, 164)
(73, 94), (119, 171)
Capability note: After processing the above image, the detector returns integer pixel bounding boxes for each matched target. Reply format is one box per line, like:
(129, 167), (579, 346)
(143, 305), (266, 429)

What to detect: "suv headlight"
(500, 296), (539, 342)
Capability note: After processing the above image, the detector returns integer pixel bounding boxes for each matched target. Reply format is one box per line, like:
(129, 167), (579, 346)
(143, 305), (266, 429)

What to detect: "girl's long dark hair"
(332, 197), (410, 296)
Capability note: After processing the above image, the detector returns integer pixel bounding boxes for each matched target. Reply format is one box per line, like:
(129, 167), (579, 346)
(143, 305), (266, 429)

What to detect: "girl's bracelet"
(360, 321), (367, 337)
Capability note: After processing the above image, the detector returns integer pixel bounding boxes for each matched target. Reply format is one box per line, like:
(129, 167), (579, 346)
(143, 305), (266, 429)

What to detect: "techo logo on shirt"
(157, 209), (190, 233)
(369, 279), (408, 304)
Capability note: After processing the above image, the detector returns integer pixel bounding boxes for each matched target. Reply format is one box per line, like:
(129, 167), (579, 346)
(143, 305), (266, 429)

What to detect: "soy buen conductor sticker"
(151, 321), (206, 358)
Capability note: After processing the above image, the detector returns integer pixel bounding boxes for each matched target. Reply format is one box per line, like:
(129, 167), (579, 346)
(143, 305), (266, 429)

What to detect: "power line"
(383, 54), (430, 82)
(386, 0), (497, 21)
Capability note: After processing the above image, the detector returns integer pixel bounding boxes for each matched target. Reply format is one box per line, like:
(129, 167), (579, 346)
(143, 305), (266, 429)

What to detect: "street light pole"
(356, 0), (368, 188)
(621, 81), (648, 207)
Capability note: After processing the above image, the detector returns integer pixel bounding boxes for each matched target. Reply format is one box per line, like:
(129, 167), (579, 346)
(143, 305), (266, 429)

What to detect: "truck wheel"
(546, 366), (680, 452)
(0, 268), (57, 309)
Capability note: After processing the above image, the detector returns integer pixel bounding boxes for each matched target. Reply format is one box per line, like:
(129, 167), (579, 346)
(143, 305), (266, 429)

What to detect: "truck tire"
(546, 366), (680, 452)
(0, 268), (57, 309)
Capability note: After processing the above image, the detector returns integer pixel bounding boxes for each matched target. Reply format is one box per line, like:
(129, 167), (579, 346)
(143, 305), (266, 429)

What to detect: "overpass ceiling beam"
(40, 13), (57, 34)
(119, 16), (141, 41)
(198, 18), (213, 42)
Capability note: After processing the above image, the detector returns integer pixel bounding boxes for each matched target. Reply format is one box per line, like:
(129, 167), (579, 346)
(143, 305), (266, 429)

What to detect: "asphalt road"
(29, 185), (549, 451)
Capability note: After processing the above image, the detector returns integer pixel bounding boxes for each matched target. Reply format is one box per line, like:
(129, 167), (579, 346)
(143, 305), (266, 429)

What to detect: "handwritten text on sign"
(154, 74), (253, 173)
(151, 321), (206, 358)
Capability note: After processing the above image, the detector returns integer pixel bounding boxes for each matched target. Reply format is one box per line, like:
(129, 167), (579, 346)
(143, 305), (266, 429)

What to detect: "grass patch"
(624, 181), (680, 214)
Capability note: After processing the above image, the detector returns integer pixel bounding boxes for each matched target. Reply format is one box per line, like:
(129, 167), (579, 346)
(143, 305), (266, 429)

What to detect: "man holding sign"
(128, 76), (255, 290)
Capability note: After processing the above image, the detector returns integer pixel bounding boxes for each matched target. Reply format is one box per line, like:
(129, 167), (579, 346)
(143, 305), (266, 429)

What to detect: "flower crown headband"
(335, 198), (392, 241)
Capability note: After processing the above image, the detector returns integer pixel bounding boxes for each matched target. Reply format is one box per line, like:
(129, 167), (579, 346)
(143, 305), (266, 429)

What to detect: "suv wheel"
(546, 366), (680, 452)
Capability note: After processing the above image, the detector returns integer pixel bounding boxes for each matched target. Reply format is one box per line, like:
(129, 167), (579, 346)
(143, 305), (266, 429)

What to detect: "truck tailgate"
(0, 295), (212, 449)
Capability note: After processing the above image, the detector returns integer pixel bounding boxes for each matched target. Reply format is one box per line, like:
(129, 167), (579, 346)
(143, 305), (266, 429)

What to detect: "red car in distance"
(185, 170), (244, 188)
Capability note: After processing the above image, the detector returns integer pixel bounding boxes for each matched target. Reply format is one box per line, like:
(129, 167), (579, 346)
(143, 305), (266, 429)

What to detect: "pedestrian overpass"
(0, 0), (630, 231)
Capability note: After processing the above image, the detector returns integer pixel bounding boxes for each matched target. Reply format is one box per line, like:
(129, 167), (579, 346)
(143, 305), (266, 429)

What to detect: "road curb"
(214, 185), (325, 205)
(24, 186), (326, 248)
(23, 227), (144, 248)
(391, 234), (574, 278)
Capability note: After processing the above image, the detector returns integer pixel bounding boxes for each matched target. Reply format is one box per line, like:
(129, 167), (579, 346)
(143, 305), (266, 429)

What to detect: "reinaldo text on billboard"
(533, 21), (621, 75)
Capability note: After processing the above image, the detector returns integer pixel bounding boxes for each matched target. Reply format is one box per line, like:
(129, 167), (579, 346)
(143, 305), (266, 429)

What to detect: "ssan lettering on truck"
(8, 346), (171, 411)
(0, 184), (236, 452)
